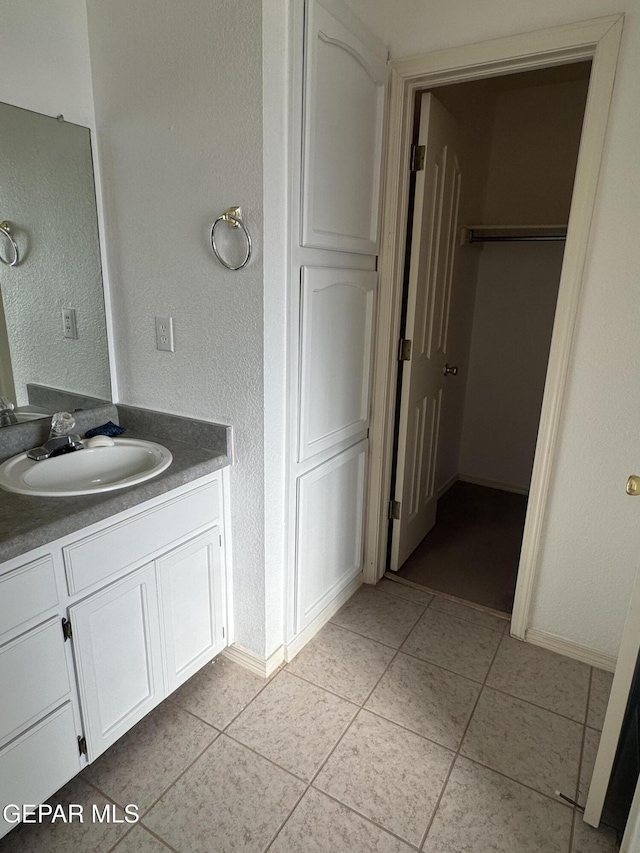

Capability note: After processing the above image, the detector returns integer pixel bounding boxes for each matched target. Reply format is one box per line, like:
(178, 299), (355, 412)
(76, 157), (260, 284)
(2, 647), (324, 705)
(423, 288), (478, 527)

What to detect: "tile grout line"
(457, 754), (575, 812)
(73, 779), (140, 853)
(327, 617), (408, 649)
(122, 822), (180, 853)
(331, 589), (429, 647)
(304, 627), (586, 728)
(308, 787), (422, 851)
(104, 826), (136, 853)
(166, 700), (225, 733)
(334, 594), (585, 726)
(89, 725), (221, 829)
(398, 642), (501, 686)
(282, 601), (583, 841)
(380, 583), (509, 632)
(135, 824), (179, 852)
(381, 580), (512, 622)
(264, 637), (408, 851)
(165, 652), (281, 741)
(419, 631), (507, 850)
(481, 682), (589, 726)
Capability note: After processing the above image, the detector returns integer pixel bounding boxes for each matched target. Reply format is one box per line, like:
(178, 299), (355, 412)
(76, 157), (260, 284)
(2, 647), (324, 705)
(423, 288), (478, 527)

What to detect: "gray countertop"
(0, 406), (232, 565)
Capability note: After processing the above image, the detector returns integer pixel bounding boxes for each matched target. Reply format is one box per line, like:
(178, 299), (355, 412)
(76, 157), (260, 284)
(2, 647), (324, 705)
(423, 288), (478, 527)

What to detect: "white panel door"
(299, 266), (376, 461)
(69, 563), (164, 760)
(296, 440), (367, 631)
(302, 0), (387, 254)
(390, 93), (463, 572)
(157, 528), (225, 694)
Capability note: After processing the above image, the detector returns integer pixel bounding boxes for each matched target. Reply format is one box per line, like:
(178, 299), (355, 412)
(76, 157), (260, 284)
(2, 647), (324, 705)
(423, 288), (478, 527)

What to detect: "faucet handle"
(50, 412), (76, 438)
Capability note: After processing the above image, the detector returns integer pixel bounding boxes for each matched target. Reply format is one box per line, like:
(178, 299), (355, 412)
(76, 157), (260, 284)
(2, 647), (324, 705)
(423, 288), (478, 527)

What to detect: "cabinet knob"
(443, 364), (458, 376)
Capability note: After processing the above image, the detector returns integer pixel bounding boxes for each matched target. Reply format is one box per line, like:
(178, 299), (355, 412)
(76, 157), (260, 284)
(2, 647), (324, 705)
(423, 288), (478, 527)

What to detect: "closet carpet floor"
(1, 582), (617, 853)
(397, 480), (529, 613)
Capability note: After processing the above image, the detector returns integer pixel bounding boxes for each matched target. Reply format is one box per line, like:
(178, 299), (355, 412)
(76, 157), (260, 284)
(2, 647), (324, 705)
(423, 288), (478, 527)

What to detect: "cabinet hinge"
(62, 617), (72, 641)
(77, 735), (87, 756)
(410, 144), (425, 172)
(389, 500), (401, 520)
(398, 339), (412, 361)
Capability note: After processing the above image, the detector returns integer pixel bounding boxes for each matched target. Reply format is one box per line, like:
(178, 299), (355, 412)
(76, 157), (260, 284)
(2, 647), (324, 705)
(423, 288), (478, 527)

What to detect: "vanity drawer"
(0, 618), (71, 744)
(0, 703), (81, 840)
(63, 480), (220, 594)
(0, 555), (58, 640)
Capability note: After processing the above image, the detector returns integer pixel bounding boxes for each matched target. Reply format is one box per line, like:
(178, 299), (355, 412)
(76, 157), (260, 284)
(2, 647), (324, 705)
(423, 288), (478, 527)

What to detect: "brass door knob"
(627, 475), (640, 495)
(444, 364), (458, 376)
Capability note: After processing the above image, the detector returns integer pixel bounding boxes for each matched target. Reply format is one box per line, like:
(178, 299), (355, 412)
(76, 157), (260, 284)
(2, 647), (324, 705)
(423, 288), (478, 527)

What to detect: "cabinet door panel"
(302, 0), (387, 253)
(0, 703), (81, 840)
(0, 555), (58, 642)
(299, 267), (376, 461)
(69, 564), (163, 760)
(0, 618), (70, 743)
(158, 528), (226, 693)
(295, 441), (367, 632)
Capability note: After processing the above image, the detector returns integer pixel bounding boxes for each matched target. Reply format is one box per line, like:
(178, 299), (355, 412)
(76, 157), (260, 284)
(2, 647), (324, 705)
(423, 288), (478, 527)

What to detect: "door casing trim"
(365, 14), (624, 641)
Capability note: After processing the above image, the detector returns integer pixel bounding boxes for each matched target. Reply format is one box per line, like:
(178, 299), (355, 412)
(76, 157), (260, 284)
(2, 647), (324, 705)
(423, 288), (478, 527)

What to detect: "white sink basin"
(0, 438), (173, 497)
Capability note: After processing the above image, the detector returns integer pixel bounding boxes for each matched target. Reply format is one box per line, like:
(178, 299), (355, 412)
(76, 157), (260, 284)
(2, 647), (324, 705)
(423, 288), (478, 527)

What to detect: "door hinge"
(398, 339), (412, 361)
(62, 617), (72, 641)
(410, 144), (425, 172)
(389, 500), (401, 520)
(77, 735), (87, 756)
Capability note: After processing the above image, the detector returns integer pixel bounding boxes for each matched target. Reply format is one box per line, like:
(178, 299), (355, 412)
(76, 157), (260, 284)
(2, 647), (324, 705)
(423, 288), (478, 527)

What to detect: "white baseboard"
(525, 628), (617, 672)
(437, 473), (458, 498)
(223, 642), (285, 678)
(458, 474), (529, 496)
(285, 573), (363, 663)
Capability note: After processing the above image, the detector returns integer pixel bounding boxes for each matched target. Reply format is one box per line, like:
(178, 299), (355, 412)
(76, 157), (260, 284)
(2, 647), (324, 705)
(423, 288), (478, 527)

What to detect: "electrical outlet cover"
(155, 316), (175, 352)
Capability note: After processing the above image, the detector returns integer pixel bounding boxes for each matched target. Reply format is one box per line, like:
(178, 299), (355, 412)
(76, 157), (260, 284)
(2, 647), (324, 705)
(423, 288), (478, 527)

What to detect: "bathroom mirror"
(0, 101), (111, 426)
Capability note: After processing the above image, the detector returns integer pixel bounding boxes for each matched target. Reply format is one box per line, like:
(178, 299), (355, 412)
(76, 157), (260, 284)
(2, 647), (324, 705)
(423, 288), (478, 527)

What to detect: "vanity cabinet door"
(69, 564), (164, 761)
(157, 527), (226, 694)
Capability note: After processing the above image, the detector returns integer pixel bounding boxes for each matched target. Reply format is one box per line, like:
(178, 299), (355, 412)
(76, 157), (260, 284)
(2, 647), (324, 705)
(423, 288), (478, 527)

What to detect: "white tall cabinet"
(287, 0), (387, 648)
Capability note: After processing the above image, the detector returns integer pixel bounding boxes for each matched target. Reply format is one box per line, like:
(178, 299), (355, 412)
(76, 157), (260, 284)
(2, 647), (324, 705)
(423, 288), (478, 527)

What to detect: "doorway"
(388, 64), (591, 615)
(363, 15), (623, 643)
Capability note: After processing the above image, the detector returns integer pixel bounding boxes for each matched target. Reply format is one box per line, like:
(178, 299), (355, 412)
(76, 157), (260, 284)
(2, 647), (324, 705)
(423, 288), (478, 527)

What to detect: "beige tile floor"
(1, 581), (620, 853)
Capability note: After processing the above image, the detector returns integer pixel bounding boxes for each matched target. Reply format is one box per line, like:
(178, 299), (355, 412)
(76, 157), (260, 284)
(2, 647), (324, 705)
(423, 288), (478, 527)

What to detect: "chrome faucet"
(0, 396), (17, 427)
(27, 412), (84, 461)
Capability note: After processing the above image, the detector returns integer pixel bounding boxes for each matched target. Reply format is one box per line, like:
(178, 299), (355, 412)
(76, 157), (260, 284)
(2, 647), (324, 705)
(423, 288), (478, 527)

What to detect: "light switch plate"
(155, 316), (175, 352)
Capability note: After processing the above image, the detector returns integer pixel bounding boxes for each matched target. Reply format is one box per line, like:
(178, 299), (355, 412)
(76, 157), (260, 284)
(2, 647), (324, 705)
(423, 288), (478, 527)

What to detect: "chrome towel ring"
(0, 221), (19, 267)
(210, 207), (252, 271)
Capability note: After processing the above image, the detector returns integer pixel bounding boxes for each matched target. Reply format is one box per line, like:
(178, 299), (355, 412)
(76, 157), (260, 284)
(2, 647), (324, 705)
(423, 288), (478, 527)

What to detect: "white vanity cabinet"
(0, 469), (230, 838)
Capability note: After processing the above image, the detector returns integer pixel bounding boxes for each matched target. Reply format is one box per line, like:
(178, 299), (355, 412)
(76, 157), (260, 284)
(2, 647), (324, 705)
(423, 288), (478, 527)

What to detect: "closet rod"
(465, 226), (567, 244)
(469, 233), (566, 243)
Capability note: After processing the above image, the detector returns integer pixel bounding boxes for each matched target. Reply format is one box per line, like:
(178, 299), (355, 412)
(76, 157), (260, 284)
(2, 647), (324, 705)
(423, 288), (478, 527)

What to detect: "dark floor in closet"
(397, 481), (528, 613)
